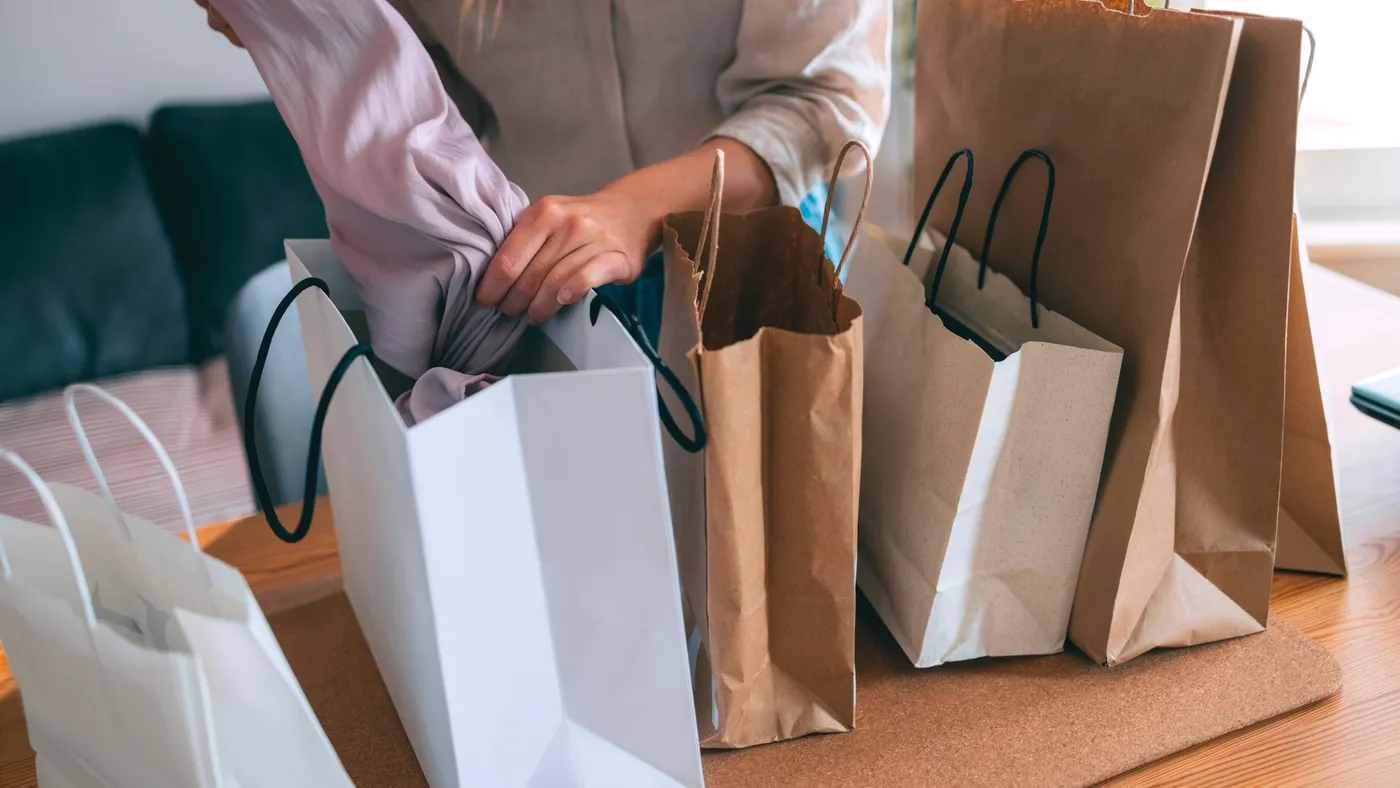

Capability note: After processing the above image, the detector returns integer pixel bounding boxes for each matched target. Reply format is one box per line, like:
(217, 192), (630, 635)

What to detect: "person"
(196, 0), (890, 340)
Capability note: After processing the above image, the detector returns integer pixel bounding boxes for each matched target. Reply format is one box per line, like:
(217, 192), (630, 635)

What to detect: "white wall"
(0, 0), (268, 142)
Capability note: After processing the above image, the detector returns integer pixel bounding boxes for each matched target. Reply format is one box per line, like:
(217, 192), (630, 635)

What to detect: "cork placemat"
(270, 594), (1339, 787)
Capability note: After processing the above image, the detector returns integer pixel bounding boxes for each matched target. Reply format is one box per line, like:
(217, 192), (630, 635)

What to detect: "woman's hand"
(194, 0), (243, 47)
(476, 138), (778, 324)
(474, 188), (653, 325)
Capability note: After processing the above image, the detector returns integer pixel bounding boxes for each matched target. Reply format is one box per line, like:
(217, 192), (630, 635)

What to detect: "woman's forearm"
(600, 137), (779, 254)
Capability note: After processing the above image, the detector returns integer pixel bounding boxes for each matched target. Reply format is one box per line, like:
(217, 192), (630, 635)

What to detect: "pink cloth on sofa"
(210, 0), (529, 425)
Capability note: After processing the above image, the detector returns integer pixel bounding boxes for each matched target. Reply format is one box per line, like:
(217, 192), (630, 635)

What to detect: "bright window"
(1193, 0), (1400, 150)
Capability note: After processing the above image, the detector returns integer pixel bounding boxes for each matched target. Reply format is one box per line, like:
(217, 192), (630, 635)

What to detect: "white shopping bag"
(0, 385), (350, 788)
(243, 240), (705, 788)
(846, 150), (1122, 668)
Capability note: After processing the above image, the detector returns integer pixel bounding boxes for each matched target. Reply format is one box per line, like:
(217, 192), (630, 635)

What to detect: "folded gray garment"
(212, 0), (529, 425)
(394, 368), (501, 426)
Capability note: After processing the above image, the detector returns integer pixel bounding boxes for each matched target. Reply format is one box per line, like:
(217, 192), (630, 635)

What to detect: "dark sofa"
(0, 100), (325, 528)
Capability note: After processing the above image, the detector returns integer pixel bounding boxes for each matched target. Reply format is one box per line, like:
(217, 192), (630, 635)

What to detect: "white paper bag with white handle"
(242, 240), (706, 788)
(0, 385), (350, 788)
(846, 150), (1122, 668)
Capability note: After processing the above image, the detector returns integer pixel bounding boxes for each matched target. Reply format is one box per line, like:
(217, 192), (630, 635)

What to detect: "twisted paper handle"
(819, 139), (874, 285)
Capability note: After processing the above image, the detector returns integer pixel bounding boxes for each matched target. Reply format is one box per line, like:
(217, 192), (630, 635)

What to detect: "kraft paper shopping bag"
(916, 0), (1304, 664)
(1273, 30), (1346, 576)
(658, 145), (866, 748)
(1276, 212), (1347, 575)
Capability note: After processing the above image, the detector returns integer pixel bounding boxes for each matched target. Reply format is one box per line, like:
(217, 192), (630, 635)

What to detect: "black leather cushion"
(0, 124), (189, 401)
(145, 101), (326, 361)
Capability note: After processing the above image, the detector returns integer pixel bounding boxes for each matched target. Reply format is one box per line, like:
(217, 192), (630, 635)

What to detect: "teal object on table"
(602, 183), (845, 346)
(1352, 367), (1400, 431)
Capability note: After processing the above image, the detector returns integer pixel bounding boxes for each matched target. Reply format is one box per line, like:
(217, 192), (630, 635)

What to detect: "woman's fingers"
(477, 201), (557, 307)
(498, 225), (582, 317)
(557, 253), (631, 311)
(480, 192), (646, 322)
(195, 0), (244, 47)
(524, 244), (606, 324)
(212, 20), (244, 48)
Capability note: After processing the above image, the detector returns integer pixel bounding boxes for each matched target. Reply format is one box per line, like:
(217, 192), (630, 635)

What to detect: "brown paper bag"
(916, 0), (1303, 665)
(657, 146), (867, 748)
(1277, 213), (1347, 575)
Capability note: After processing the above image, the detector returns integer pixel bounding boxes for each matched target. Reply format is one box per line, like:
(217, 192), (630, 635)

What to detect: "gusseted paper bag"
(242, 241), (708, 787)
(847, 149), (1121, 667)
(657, 146), (867, 748)
(1276, 209), (1347, 575)
(0, 385), (350, 787)
(917, 0), (1308, 664)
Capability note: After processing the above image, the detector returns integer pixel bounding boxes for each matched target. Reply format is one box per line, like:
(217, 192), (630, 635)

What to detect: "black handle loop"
(904, 148), (974, 309)
(589, 292), (707, 454)
(977, 149), (1056, 329)
(244, 277), (372, 543)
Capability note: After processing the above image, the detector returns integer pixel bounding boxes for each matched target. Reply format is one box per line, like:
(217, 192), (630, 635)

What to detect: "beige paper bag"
(657, 147), (867, 748)
(847, 149), (1122, 668)
(916, 0), (1303, 664)
(1277, 213), (1347, 575)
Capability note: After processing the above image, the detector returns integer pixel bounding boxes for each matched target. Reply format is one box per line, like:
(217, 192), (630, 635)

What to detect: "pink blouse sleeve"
(210, 0), (530, 383)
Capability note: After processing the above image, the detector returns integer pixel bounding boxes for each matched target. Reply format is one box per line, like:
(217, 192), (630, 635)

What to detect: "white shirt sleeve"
(706, 0), (893, 207)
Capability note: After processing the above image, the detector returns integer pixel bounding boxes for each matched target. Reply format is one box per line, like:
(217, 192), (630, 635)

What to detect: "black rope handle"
(903, 148), (974, 309)
(590, 292), (706, 454)
(244, 277), (372, 543)
(977, 149), (1056, 329)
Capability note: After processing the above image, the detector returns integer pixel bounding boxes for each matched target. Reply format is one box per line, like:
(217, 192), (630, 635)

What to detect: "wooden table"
(1110, 266), (1400, 786)
(2, 265), (1398, 786)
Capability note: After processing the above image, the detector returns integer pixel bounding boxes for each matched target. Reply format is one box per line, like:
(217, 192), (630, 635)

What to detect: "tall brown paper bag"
(1269, 23), (1347, 576)
(657, 147), (867, 748)
(916, 0), (1304, 665)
